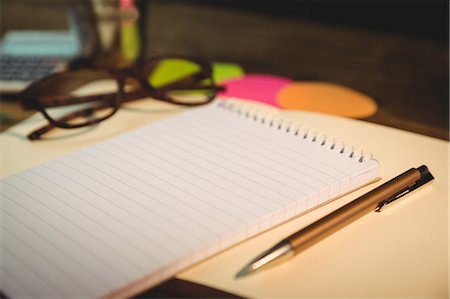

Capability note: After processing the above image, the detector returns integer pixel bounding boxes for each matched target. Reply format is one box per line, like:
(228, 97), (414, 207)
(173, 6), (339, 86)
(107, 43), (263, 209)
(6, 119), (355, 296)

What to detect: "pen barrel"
(287, 168), (422, 252)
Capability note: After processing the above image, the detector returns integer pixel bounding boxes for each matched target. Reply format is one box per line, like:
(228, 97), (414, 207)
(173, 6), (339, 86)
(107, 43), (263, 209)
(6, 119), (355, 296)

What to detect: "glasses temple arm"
(27, 123), (57, 141)
(27, 102), (115, 140)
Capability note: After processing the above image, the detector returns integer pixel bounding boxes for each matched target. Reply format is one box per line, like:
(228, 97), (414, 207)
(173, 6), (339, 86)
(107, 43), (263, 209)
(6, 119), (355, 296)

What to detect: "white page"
(0, 101), (379, 298)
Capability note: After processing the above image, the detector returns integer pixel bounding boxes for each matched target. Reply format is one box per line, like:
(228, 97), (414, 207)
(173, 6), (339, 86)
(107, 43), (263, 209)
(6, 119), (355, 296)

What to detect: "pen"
(236, 165), (434, 278)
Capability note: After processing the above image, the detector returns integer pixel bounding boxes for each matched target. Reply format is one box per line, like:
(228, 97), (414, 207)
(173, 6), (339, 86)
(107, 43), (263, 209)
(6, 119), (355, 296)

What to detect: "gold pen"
(236, 165), (434, 278)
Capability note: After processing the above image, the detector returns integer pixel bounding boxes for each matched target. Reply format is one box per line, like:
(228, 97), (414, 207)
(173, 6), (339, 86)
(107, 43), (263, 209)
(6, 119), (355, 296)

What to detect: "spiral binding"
(216, 100), (372, 163)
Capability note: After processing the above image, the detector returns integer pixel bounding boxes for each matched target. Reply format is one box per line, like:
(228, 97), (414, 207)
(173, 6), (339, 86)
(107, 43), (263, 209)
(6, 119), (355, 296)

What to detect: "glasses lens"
(146, 58), (215, 105)
(29, 70), (119, 127)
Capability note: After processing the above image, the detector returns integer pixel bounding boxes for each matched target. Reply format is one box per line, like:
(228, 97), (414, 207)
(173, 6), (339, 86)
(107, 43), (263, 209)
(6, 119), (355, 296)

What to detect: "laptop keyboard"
(0, 55), (65, 82)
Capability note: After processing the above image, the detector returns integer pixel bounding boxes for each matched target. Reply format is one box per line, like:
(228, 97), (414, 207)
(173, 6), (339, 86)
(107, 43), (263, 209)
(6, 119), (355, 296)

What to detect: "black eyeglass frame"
(20, 55), (223, 140)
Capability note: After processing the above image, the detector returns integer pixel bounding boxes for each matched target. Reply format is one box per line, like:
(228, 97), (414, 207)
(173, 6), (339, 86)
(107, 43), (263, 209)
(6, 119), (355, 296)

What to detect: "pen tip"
(235, 265), (254, 279)
(234, 242), (294, 279)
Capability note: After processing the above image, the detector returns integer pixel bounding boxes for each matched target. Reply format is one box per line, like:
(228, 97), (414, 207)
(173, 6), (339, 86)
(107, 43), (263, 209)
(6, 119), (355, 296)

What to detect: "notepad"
(0, 99), (379, 298)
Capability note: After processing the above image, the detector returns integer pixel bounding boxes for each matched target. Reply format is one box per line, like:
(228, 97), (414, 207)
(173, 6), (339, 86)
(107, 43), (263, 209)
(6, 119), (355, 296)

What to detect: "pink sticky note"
(218, 74), (293, 107)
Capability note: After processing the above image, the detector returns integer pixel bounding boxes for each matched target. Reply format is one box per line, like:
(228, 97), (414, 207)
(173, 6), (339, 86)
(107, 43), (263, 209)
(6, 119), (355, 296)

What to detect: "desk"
(0, 97), (448, 298)
(1, 2), (448, 297)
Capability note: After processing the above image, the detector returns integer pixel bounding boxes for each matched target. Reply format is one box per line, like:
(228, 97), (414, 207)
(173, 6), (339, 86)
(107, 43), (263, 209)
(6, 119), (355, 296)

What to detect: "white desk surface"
(1, 98), (448, 298)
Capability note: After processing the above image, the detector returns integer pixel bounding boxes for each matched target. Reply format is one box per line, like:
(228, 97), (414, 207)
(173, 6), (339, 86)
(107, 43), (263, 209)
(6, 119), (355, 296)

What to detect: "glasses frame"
(20, 55), (223, 140)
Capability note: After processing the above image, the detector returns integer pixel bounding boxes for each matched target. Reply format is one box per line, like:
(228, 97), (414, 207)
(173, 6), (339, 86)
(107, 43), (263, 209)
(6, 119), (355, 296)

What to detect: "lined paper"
(0, 101), (379, 298)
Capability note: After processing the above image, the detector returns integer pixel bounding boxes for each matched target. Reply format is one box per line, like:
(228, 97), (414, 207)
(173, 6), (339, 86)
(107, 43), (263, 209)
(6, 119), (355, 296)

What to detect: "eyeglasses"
(20, 56), (224, 140)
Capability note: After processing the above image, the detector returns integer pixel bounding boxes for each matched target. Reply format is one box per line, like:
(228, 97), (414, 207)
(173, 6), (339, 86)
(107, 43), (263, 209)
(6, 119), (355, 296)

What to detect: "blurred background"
(1, 0), (448, 140)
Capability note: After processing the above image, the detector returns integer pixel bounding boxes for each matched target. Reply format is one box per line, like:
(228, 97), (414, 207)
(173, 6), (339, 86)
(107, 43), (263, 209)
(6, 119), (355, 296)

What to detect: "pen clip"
(375, 165), (434, 212)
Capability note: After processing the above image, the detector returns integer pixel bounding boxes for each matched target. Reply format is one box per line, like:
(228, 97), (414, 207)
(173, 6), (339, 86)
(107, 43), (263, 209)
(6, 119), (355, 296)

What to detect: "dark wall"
(209, 1), (449, 40)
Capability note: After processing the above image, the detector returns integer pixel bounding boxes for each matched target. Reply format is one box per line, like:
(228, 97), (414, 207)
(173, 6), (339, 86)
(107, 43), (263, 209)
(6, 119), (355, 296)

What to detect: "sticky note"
(212, 62), (244, 83)
(277, 82), (378, 118)
(148, 59), (201, 88)
(219, 74), (293, 107)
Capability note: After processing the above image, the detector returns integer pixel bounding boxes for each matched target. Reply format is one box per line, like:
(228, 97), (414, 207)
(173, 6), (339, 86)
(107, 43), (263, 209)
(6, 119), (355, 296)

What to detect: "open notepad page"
(0, 100), (379, 298)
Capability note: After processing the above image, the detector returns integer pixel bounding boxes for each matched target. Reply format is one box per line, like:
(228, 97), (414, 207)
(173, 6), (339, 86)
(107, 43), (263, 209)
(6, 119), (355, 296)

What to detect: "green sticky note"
(148, 59), (201, 88)
(212, 62), (244, 83)
(147, 59), (245, 88)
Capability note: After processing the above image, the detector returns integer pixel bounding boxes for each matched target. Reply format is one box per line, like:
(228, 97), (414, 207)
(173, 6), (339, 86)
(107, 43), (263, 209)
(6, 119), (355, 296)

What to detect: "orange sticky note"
(277, 82), (378, 118)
